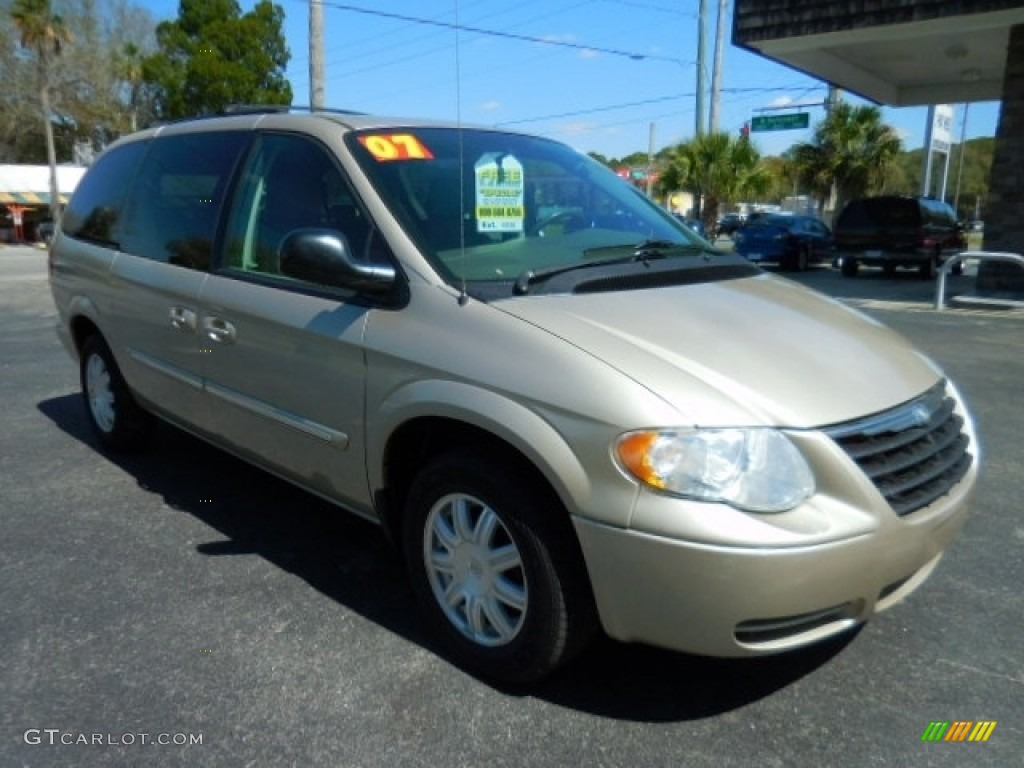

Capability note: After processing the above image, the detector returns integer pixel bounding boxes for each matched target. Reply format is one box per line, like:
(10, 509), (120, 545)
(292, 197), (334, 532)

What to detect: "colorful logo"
(921, 721), (997, 742)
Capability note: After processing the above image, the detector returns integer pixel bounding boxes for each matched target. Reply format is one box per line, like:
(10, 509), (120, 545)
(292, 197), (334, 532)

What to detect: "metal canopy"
(733, 6), (1024, 106)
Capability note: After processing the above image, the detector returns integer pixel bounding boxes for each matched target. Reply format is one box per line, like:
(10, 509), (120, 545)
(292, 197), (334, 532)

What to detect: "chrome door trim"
(205, 381), (350, 446)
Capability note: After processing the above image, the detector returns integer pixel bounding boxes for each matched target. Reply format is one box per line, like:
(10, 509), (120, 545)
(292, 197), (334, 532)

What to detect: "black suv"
(833, 195), (966, 278)
(714, 212), (745, 239)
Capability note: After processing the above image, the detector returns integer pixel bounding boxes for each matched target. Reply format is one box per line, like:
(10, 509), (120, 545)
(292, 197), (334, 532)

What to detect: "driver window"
(223, 134), (377, 282)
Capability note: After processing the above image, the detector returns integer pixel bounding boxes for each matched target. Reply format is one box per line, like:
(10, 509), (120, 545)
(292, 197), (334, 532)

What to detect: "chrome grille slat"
(840, 399), (956, 460)
(827, 381), (972, 517)
(856, 414), (964, 479)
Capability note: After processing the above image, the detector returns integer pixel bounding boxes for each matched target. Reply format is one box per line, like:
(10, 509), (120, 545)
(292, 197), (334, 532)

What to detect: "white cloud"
(578, 48), (599, 59)
(768, 96), (794, 108)
(479, 101), (501, 111)
(559, 121), (598, 137)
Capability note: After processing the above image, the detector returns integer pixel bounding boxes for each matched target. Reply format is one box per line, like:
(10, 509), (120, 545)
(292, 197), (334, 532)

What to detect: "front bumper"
(572, 472), (974, 657)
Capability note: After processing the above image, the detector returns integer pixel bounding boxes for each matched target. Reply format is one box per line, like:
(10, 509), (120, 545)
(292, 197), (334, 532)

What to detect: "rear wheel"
(80, 335), (151, 450)
(841, 257), (859, 277)
(919, 255), (937, 279)
(402, 449), (595, 683)
(951, 259), (965, 276)
(796, 244), (810, 271)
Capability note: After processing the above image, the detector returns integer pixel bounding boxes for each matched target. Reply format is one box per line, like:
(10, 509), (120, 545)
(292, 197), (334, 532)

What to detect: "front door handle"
(169, 306), (198, 332)
(202, 316), (237, 344)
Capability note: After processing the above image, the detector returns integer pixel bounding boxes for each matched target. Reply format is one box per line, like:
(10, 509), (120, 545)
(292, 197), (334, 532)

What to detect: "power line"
(499, 85), (824, 127)
(288, 0), (568, 68)
(307, 0), (682, 63)
(599, 0), (695, 15)
(498, 94), (692, 126)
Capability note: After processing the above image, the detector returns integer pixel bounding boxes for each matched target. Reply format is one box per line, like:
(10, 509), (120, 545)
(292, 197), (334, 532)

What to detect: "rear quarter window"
(861, 199), (918, 229)
(62, 141), (148, 247)
(119, 131), (249, 271)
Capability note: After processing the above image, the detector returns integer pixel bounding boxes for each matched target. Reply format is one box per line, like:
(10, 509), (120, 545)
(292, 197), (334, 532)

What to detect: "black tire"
(841, 256), (859, 277)
(402, 448), (595, 684)
(919, 256), (937, 279)
(79, 335), (151, 451)
(951, 259), (965, 276)
(796, 244), (810, 271)
(882, 263), (897, 277)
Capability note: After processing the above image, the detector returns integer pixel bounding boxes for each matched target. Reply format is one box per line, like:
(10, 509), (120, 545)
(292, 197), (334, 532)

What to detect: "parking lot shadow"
(39, 393), (853, 720)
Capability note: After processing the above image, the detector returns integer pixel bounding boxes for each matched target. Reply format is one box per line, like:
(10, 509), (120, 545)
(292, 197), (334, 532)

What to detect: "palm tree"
(115, 42), (145, 133)
(658, 131), (770, 232)
(790, 102), (902, 222)
(11, 0), (73, 225)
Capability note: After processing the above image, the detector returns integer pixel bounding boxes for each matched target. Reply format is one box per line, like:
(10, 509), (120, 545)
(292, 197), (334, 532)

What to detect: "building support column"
(978, 23), (1024, 294)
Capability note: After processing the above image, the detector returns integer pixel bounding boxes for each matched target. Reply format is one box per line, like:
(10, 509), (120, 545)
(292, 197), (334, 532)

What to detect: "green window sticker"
(475, 153), (524, 233)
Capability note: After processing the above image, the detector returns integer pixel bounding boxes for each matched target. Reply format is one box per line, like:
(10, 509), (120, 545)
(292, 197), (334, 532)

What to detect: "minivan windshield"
(349, 127), (712, 293)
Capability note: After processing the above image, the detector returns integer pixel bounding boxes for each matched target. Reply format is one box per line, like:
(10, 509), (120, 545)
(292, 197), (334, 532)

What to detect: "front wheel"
(80, 335), (151, 450)
(402, 449), (595, 683)
(841, 257), (859, 277)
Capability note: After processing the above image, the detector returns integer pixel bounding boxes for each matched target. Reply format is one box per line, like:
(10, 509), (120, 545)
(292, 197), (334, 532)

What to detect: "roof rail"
(222, 104), (289, 115)
(221, 104), (367, 117)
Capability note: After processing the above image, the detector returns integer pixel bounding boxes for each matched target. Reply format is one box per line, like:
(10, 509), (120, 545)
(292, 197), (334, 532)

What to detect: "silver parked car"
(49, 108), (979, 683)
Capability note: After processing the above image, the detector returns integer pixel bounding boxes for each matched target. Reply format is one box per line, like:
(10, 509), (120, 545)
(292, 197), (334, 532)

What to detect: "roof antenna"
(454, 0), (469, 307)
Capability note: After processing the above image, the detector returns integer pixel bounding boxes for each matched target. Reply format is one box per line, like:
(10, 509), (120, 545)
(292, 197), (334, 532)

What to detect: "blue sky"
(141, 0), (1002, 162)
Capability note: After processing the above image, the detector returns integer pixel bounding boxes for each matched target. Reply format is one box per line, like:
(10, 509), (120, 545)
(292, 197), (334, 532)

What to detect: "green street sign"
(750, 113), (810, 132)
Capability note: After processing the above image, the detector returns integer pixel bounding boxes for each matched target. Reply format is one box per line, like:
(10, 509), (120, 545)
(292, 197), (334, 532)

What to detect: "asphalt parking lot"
(2, 244), (1021, 767)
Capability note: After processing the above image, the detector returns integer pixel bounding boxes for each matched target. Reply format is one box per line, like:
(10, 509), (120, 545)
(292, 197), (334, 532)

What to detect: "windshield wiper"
(514, 240), (704, 295)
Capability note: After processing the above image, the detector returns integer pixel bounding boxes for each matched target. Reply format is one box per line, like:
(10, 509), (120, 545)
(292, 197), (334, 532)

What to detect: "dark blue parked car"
(732, 214), (833, 271)
(674, 214), (707, 239)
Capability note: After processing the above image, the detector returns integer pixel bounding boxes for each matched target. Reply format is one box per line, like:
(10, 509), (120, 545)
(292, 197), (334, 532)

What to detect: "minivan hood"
(496, 273), (941, 428)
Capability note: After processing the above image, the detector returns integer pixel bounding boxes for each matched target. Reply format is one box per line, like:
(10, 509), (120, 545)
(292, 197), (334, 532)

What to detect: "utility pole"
(695, 0), (708, 136)
(708, 0), (727, 133)
(825, 84), (840, 112)
(310, 0), (325, 109)
(953, 103), (970, 215)
(921, 105), (935, 196)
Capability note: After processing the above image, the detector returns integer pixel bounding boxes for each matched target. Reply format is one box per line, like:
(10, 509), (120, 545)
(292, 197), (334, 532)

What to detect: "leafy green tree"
(887, 137), (994, 219)
(11, 0), (72, 222)
(657, 132), (770, 230)
(761, 154), (800, 203)
(143, 0), (291, 120)
(789, 102), (902, 220)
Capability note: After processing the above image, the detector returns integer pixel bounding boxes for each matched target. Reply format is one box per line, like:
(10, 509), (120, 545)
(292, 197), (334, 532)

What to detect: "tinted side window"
(62, 141), (147, 247)
(837, 200), (867, 228)
(222, 132), (388, 286)
(934, 202), (956, 226)
(119, 132), (249, 270)
(864, 199), (917, 229)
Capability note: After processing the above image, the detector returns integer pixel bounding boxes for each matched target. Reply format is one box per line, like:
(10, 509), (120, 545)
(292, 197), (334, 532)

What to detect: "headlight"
(615, 428), (814, 512)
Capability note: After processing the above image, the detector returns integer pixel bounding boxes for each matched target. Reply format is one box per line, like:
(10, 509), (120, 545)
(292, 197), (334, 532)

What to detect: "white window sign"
(475, 153), (524, 233)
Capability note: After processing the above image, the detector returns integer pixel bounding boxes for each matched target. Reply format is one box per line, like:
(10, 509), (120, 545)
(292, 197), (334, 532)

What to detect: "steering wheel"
(532, 210), (588, 237)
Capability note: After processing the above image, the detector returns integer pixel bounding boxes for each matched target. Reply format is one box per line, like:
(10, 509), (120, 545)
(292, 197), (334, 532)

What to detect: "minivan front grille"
(826, 381), (972, 517)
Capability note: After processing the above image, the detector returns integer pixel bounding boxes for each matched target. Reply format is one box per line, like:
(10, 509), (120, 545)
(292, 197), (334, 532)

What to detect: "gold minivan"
(50, 109), (979, 683)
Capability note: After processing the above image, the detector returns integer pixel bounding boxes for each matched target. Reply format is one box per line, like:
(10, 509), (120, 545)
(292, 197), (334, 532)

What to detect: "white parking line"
(842, 297), (1024, 319)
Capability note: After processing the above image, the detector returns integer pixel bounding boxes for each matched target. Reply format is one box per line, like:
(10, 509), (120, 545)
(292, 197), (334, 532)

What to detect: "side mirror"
(279, 229), (396, 295)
